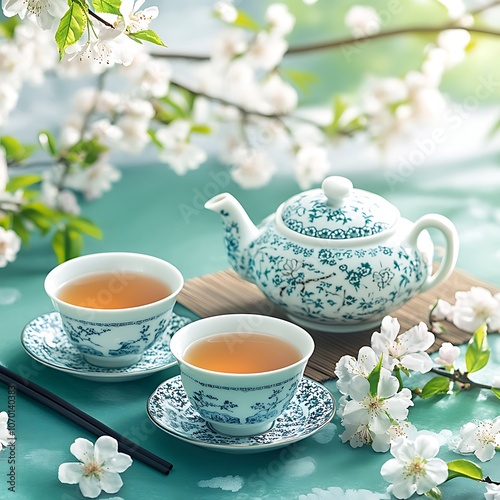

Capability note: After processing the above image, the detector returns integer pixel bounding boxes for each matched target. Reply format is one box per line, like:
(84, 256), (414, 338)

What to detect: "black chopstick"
(0, 365), (173, 475)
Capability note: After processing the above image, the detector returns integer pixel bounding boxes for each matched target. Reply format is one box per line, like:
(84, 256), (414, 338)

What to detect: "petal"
(100, 471), (123, 494)
(391, 438), (417, 462)
(390, 477), (417, 499)
(106, 452), (133, 473)
(418, 458), (448, 490)
(70, 438), (95, 462)
(369, 411), (391, 435)
(342, 401), (370, 426)
(94, 435), (119, 462)
(380, 458), (405, 482)
(347, 375), (370, 401)
(381, 315), (400, 342)
(58, 463), (83, 484)
(414, 434), (440, 459)
(377, 373), (399, 399)
(401, 352), (434, 373)
(79, 476), (102, 499)
(475, 443), (496, 462)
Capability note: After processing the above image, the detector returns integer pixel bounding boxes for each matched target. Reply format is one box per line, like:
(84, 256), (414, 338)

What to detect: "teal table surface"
(1, 159), (500, 500)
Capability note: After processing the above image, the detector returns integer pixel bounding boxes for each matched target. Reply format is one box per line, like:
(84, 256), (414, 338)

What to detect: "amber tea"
(184, 332), (302, 373)
(57, 271), (171, 309)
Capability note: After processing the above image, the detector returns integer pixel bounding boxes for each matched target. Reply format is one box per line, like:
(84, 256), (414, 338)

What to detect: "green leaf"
(491, 388), (500, 400)
(367, 355), (383, 396)
(147, 130), (163, 149)
(425, 487), (442, 500)
(465, 324), (490, 374)
(67, 216), (103, 239)
(232, 9), (260, 31)
(21, 202), (59, 235)
(55, 0), (87, 59)
(92, 0), (121, 15)
(6, 174), (42, 192)
(128, 29), (166, 47)
(420, 376), (450, 399)
(0, 136), (35, 163)
(12, 215), (31, 245)
(0, 216), (10, 230)
(324, 96), (348, 136)
(38, 131), (57, 156)
(0, 17), (20, 38)
(66, 138), (107, 166)
(447, 460), (483, 482)
(280, 68), (318, 93)
(52, 227), (84, 263)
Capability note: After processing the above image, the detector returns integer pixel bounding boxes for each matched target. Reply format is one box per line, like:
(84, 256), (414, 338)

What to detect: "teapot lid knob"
(322, 176), (353, 207)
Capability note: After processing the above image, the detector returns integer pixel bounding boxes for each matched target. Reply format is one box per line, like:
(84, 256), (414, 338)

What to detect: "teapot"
(205, 176), (459, 332)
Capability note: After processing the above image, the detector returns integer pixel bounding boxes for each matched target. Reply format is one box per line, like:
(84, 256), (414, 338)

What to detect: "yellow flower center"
(83, 461), (102, 478)
(404, 457), (426, 478)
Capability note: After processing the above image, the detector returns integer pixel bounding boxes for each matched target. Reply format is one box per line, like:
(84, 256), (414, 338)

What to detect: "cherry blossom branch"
(430, 367), (493, 390)
(169, 80), (351, 134)
(483, 476), (500, 485)
(156, 0), (500, 61)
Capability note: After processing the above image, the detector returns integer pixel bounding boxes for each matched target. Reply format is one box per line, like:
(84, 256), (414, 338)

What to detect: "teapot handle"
(407, 214), (459, 293)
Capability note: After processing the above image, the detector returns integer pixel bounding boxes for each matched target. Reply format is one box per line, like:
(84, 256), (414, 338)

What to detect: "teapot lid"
(280, 176), (399, 240)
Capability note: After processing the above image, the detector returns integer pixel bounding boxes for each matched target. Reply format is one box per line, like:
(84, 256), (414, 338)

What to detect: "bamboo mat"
(177, 269), (498, 382)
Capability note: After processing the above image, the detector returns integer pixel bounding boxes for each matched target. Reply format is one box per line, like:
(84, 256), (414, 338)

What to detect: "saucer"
(147, 375), (336, 454)
(21, 312), (191, 382)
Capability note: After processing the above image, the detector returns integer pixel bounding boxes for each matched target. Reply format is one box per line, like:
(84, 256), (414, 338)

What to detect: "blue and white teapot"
(205, 176), (459, 332)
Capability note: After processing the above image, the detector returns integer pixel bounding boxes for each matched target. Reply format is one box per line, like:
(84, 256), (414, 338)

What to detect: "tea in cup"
(169, 314), (315, 436)
(44, 252), (184, 368)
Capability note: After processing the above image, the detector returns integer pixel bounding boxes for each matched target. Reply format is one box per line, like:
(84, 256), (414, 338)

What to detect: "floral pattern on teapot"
(222, 213), (425, 329)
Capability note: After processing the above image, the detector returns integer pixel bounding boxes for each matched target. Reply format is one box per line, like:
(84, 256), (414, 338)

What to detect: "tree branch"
(88, 9), (115, 29)
(430, 367), (493, 390)
(154, 0), (500, 61)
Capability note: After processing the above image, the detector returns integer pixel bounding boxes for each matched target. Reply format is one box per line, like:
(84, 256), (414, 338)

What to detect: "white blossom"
(116, 116), (151, 153)
(435, 342), (460, 368)
(453, 287), (500, 333)
(381, 435), (448, 499)
(431, 298), (454, 322)
(0, 412), (14, 449)
(294, 145), (330, 190)
(230, 148), (276, 188)
(90, 119), (124, 146)
(335, 345), (381, 395)
(344, 6), (381, 38)
(214, 1), (238, 23)
(371, 316), (435, 373)
(2, 0), (68, 30)
(261, 73), (298, 114)
(266, 3), (295, 37)
(41, 181), (80, 215)
(436, 29), (471, 69)
(0, 227), (21, 267)
(0, 83), (19, 127)
(156, 120), (207, 175)
(58, 436), (132, 498)
(120, 0), (158, 33)
(485, 483), (500, 500)
(65, 156), (121, 200)
(242, 31), (287, 71)
(340, 371), (413, 450)
(449, 417), (500, 462)
(212, 29), (247, 64)
(492, 376), (500, 389)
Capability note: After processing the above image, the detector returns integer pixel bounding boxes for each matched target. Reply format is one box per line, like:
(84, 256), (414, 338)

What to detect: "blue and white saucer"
(147, 375), (336, 454)
(21, 312), (191, 382)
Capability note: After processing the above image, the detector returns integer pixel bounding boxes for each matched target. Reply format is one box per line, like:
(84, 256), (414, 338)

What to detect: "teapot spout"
(205, 193), (260, 282)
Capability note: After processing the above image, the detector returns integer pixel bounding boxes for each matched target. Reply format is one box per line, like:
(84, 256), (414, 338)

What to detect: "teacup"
(170, 314), (315, 436)
(44, 252), (184, 368)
